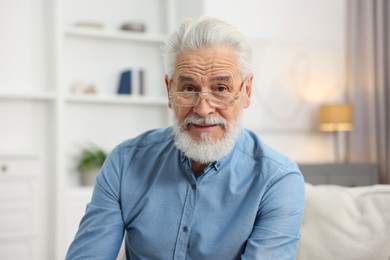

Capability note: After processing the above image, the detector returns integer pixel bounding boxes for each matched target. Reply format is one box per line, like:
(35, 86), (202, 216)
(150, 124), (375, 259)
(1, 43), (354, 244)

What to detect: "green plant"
(76, 145), (107, 173)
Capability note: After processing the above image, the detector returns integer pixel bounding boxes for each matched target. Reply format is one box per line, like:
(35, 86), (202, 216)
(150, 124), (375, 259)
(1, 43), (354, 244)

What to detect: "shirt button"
(191, 183), (196, 190)
(183, 226), (189, 233)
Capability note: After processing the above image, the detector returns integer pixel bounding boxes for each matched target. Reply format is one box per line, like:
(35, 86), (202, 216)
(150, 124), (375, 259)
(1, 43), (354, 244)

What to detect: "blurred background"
(0, 0), (388, 259)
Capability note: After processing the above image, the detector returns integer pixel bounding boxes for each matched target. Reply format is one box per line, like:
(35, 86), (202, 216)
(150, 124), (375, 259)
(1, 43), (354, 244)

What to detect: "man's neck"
(191, 160), (208, 175)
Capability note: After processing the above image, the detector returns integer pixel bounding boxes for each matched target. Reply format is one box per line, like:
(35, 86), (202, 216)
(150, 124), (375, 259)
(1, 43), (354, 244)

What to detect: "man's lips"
(191, 123), (218, 129)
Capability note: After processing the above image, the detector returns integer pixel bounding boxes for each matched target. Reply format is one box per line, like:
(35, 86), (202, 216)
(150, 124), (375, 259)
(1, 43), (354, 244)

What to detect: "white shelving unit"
(56, 1), (173, 187)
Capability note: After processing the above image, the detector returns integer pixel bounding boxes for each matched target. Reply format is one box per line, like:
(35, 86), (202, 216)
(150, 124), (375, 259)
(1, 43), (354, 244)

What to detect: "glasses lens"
(174, 92), (197, 107)
(209, 92), (234, 108)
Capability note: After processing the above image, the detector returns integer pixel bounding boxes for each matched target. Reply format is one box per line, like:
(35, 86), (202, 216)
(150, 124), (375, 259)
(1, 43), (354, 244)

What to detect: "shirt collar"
(179, 149), (228, 172)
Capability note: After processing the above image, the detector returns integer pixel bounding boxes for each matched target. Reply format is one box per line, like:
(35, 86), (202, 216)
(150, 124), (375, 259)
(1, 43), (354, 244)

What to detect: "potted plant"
(76, 145), (107, 186)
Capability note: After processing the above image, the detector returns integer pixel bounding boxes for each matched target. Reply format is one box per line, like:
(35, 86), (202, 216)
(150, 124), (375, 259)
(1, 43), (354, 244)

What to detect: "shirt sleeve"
(241, 171), (305, 260)
(65, 149), (125, 260)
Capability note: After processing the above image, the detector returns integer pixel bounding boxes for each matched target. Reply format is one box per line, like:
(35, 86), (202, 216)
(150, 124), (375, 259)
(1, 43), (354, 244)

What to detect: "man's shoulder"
(237, 128), (300, 172)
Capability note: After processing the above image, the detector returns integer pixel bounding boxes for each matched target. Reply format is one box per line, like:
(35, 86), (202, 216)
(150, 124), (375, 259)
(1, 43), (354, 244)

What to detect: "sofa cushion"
(297, 183), (390, 260)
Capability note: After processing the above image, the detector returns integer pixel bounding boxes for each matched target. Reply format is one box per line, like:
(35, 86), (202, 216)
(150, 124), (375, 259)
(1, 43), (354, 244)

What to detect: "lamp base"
(333, 131), (348, 163)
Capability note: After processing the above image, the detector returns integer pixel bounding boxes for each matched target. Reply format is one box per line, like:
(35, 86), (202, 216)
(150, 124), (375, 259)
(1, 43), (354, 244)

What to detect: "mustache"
(183, 113), (227, 128)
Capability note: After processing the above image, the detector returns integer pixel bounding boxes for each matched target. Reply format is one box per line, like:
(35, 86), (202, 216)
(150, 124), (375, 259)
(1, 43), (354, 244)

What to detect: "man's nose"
(193, 94), (216, 117)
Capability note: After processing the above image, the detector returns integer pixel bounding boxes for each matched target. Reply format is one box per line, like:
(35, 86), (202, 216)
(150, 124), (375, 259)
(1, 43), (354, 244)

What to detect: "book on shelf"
(117, 69), (145, 96)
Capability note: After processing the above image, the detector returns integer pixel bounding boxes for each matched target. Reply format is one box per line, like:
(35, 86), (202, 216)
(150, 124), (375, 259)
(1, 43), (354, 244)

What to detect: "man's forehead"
(174, 49), (240, 82)
(175, 47), (238, 65)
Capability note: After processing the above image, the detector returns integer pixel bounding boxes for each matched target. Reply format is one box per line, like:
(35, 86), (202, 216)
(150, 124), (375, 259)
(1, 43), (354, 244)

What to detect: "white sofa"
(297, 183), (390, 260)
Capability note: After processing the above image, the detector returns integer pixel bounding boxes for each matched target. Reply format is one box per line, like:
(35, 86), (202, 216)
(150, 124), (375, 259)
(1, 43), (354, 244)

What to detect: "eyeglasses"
(169, 80), (246, 109)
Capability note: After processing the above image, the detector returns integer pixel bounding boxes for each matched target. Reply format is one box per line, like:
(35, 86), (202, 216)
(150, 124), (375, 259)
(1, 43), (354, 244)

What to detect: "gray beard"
(172, 113), (241, 164)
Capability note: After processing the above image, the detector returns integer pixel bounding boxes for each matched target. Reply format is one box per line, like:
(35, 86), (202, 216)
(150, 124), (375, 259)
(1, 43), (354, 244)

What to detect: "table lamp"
(318, 103), (353, 163)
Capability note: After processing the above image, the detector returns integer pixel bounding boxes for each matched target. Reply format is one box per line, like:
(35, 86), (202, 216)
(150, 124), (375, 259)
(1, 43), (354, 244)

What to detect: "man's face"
(165, 46), (252, 144)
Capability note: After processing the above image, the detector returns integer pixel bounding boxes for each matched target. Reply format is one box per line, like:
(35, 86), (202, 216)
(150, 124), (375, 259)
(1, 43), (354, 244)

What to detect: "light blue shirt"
(66, 127), (305, 259)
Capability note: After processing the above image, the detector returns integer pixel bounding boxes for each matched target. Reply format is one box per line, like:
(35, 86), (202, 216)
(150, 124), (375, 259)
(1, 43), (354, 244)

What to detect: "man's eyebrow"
(178, 75), (195, 82)
(211, 75), (233, 82)
(177, 75), (232, 83)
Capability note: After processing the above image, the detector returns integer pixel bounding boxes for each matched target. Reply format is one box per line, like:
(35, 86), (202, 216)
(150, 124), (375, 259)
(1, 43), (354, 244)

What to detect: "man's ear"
(164, 75), (172, 109)
(244, 74), (253, 108)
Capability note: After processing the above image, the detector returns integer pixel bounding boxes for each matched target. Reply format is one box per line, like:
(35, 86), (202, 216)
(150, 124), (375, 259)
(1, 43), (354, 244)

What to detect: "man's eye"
(181, 85), (196, 92)
(215, 85), (228, 93)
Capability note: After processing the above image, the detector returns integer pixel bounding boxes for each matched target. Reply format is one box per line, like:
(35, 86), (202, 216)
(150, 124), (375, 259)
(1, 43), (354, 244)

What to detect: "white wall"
(198, 0), (347, 163)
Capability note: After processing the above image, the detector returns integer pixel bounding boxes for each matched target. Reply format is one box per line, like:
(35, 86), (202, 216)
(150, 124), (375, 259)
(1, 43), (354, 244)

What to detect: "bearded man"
(66, 16), (305, 260)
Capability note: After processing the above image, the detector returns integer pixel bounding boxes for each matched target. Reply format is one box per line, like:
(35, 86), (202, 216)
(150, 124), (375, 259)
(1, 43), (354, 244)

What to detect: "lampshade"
(318, 103), (353, 132)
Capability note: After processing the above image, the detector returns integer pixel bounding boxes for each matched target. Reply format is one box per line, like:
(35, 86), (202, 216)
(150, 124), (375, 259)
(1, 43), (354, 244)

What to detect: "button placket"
(173, 175), (197, 259)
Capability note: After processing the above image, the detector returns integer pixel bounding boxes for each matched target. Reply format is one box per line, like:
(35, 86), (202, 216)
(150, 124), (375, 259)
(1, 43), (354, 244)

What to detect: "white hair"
(161, 16), (253, 79)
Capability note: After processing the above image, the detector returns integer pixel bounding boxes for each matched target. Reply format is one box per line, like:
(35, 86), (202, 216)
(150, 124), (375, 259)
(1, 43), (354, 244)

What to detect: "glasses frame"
(168, 79), (247, 109)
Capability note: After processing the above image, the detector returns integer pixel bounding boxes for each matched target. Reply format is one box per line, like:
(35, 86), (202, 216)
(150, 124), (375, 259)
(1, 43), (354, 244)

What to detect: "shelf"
(64, 26), (166, 43)
(0, 152), (39, 160)
(0, 92), (56, 102)
(65, 94), (168, 106)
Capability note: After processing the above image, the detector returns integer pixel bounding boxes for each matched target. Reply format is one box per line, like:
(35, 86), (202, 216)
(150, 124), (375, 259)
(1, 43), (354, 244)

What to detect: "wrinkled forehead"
(172, 47), (241, 82)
